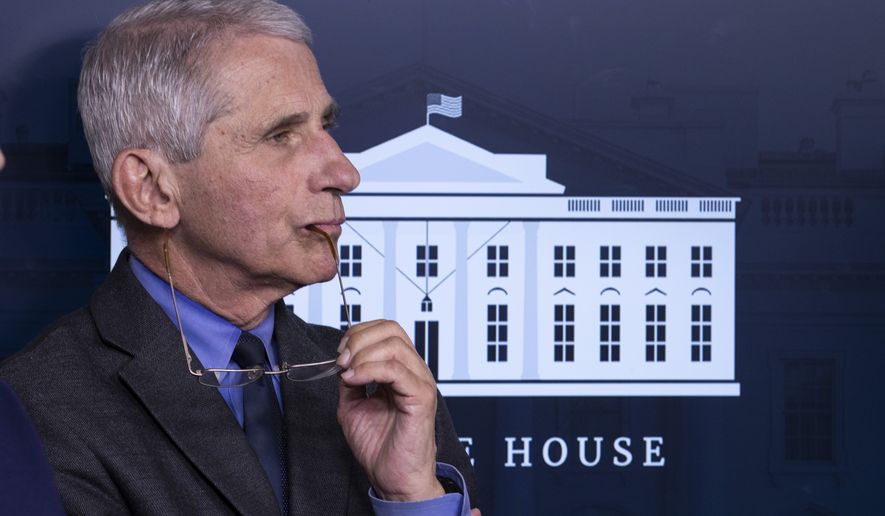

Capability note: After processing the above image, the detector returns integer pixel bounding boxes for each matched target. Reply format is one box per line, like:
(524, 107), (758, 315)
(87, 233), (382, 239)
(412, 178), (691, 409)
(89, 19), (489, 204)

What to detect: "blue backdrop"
(2, 1), (884, 514)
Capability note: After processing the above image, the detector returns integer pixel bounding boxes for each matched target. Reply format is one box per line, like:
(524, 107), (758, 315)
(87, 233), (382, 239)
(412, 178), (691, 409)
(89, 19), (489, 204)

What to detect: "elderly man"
(0, 1), (477, 515)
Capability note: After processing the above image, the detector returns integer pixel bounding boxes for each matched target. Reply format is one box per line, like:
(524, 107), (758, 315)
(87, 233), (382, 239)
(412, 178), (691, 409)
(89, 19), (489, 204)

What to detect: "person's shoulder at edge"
(0, 382), (65, 515)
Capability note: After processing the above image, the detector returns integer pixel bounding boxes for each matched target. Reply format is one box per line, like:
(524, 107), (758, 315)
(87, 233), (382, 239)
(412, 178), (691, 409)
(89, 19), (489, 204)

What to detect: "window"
(554, 245), (576, 277)
(645, 304), (666, 362)
(783, 359), (835, 462)
(339, 245), (362, 277)
(417, 245), (438, 277)
(340, 304), (361, 331)
(645, 246), (667, 278)
(600, 304), (621, 362)
(421, 295), (433, 313)
(487, 304), (508, 362)
(487, 245), (509, 277)
(553, 304), (575, 362)
(600, 246), (621, 278)
(691, 246), (712, 278)
(690, 305), (711, 362)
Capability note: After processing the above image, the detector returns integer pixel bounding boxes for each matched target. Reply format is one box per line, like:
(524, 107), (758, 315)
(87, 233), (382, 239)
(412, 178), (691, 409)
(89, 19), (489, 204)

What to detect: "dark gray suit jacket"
(0, 252), (476, 515)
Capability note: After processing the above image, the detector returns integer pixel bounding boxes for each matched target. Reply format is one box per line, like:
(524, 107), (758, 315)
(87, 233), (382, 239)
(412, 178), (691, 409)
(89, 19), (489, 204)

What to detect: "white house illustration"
(288, 123), (740, 397)
(110, 119), (740, 397)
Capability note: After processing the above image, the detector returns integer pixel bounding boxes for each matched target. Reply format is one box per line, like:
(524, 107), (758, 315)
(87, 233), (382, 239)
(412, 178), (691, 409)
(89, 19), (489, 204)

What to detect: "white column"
(382, 221), (398, 321)
(522, 221), (539, 379)
(454, 221), (469, 379)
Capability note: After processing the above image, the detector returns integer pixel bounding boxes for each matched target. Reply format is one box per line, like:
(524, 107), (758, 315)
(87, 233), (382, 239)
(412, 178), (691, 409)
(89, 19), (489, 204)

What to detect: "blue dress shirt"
(129, 255), (471, 516)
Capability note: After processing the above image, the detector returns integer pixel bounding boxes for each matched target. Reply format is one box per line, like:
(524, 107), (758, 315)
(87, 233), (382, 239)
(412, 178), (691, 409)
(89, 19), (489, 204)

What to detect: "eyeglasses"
(163, 226), (352, 388)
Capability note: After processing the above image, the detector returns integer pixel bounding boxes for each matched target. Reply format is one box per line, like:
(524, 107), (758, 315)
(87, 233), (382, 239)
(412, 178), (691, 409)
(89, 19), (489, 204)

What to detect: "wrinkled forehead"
(206, 34), (329, 131)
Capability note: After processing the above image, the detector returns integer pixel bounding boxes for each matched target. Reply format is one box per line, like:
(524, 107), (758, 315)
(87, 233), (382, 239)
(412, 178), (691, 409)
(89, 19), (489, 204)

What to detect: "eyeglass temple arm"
(163, 241), (203, 378)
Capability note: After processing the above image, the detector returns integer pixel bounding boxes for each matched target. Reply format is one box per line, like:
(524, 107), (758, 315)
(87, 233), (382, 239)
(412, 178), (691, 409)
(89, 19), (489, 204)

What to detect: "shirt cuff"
(369, 463), (471, 516)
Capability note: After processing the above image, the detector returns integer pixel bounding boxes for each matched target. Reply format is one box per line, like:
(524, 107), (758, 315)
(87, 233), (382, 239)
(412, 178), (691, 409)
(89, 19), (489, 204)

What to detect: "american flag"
(426, 94), (462, 122)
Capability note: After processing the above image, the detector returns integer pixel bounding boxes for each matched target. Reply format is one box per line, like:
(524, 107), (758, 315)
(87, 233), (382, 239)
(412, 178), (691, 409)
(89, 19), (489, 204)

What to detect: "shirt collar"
(128, 254), (278, 370)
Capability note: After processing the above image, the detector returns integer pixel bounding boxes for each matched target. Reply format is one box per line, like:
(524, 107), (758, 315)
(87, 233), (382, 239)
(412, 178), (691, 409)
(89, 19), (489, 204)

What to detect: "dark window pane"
(658, 325), (666, 342)
(658, 305), (666, 320)
(500, 346), (508, 362)
(601, 305), (609, 320)
(429, 263), (437, 276)
(352, 305), (362, 321)
(554, 246), (563, 260)
(417, 246), (425, 259)
(501, 246), (509, 259)
(565, 325), (574, 341)
(646, 345), (654, 361)
(704, 264), (712, 277)
(703, 305), (712, 321)
(500, 263), (509, 277)
(429, 246), (438, 260)
(611, 325), (620, 341)
(691, 246), (700, 260)
(691, 346), (700, 362)
(600, 346), (609, 361)
(612, 305), (620, 320)
(646, 325), (655, 342)
(340, 246), (350, 259)
(659, 246), (667, 259)
(659, 345), (666, 361)
(566, 346), (574, 362)
(341, 263), (350, 277)
(646, 305), (654, 320)
(554, 263), (563, 277)
(500, 305), (508, 321)
(703, 346), (711, 362)
(613, 246), (621, 260)
(612, 346), (620, 361)
(612, 263), (621, 277)
(554, 325), (563, 342)
(692, 305), (700, 321)
(487, 246), (496, 259)
(703, 326), (711, 342)
(691, 264), (700, 277)
(704, 247), (712, 260)
(601, 263), (609, 277)
(487, 345), (496, 362)
(499, 325), (508, 342)
(646, 246), (654, 260)
(554, 305), (563, 321)
(487, 325), (496, 342)
(487, 305), (496, 320)
(692, 325), (700, 342)
(566, 305), (574, 320)
(417, 263), (425, 277)
(566, 246), (575, 259)
(600, 246), (609, 260)
(566, 263), (575, 277)
(646, 263), (654, 277)
(353, 263), (362, 277)
(658, 263), (667, 277)
(554, 346), (563, 362)
(487, 263), (496, 277)
(354, 246), (362, 259)
(600, 326), (609, 342)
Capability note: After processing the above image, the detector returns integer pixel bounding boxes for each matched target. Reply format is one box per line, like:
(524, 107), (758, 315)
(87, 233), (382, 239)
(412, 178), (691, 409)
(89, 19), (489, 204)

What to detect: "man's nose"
(316, 133), (360, 194)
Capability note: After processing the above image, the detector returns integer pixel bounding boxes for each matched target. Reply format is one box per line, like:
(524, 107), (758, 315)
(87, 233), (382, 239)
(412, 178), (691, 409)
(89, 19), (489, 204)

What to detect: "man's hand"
(336, 320), (445, 502)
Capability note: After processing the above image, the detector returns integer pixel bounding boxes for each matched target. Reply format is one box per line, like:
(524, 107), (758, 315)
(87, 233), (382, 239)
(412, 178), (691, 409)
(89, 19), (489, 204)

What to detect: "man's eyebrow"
(323, 100), (340, 124)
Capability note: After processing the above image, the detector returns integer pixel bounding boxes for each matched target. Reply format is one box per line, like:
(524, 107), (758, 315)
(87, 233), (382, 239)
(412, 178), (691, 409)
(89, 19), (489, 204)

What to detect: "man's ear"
(111, 149), (180, 229)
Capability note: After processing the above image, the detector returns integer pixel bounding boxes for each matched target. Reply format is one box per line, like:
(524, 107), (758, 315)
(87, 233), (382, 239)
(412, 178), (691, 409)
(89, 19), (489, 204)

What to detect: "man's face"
(171, 35), (360, 294)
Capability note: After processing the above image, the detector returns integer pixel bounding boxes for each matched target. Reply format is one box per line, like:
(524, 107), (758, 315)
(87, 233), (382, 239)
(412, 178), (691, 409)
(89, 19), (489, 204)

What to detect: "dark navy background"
(2, 1), (884, 514)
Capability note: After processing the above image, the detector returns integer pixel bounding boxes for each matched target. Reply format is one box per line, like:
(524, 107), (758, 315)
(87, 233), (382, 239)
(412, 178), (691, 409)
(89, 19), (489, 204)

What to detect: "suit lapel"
(275, 304), (355, 516)
(92, 250), (280, 516)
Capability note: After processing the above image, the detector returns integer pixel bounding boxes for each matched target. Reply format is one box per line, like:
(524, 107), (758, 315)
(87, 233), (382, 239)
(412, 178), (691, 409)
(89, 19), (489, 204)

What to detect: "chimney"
(831, 70), (885, 173)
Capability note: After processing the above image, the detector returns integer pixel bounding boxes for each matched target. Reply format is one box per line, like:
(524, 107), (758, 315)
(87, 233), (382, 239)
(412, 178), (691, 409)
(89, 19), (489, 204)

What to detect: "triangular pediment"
(346, 125), (564, 194)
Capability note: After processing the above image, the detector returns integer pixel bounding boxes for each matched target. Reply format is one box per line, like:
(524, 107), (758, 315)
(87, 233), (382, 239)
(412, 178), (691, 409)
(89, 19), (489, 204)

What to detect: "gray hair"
(78, 0), (312, 214)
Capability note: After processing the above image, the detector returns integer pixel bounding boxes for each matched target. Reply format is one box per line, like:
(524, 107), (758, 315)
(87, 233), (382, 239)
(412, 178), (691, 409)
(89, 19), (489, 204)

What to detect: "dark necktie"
(232, 332), (288, 515)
